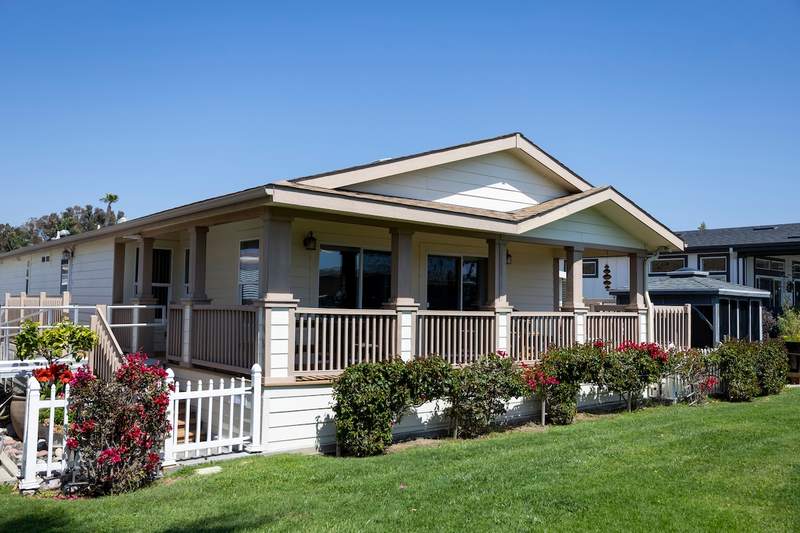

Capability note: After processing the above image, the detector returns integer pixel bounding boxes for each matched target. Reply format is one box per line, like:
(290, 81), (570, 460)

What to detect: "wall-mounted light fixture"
(62, 249), (73, 261)
(506, 250), (512, 265)
(303, 231), (318, 251)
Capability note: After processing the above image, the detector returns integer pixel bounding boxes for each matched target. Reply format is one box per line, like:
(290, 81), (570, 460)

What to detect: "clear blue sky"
(1, 1), (798, 232)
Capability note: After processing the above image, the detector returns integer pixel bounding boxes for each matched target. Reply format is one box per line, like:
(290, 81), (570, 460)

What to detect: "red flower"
(60, 369), (74, 384)
(32, 367), (53, 384)
(593, 340), (605, 349)
(66, 437), (79, 449)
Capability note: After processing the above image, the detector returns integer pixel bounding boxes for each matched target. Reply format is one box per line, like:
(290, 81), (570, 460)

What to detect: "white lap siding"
(0, 256), (31, 295)
(261, 383), (624, 454)
(69, 238), (116, 322)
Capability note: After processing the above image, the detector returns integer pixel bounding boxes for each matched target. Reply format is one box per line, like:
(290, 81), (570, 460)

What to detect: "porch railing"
(653, 304), (692, 349)
(586, 311), (640, 347)
(189, 305), (258, 374)
(508, 312), (575, 361)
(294, 308), (398, 374)
(89, 305), (125, 381)
(416, 310), (496, 365)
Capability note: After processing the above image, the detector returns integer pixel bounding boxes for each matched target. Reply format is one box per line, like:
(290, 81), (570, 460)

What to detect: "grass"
(3, 390), (800, 533)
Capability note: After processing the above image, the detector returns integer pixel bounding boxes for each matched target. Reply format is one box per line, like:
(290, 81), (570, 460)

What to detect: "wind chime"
(603, 263), (612, 292)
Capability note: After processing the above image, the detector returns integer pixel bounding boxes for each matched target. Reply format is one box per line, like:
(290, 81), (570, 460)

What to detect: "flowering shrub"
(603, 342), (668, 411)
(65, 353), (171, 495)
(667, 348), (719, 404)
(538, 343), (603, 424)
(445, 353), (524, 438)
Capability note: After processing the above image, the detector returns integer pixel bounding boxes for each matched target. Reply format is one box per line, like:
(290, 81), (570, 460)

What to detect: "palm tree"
(100, 193), (119, 226)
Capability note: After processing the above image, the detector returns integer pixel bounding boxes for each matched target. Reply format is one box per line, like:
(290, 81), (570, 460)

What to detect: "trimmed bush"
(603, 342), (667, 412)
(755, 339), (789, 395)
(445, 353), (524, 438)
(332, 359), (409, 457)
(717, 340), (760, 401)
(539, 343), (602, 424)
(65, 354), (171, 495)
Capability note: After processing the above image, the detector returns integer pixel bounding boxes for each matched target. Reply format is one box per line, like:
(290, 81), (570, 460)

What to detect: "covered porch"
(111, 206), (667, 383)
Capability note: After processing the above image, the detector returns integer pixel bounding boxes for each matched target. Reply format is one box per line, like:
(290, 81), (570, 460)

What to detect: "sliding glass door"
(426, 255), (487, 310)
(318, 246), (390, 309)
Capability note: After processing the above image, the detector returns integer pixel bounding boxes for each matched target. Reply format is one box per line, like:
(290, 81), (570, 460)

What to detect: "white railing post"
(162, 369), (177, 468)
(397, 305), (418, 362)
(574, 309), (588, 344)
(181, 303), (193, 367)
(494, 307), (512, 354)
(131, 306), (140, 352)
(72, 305), (79, 325)
(19, 376), (42, 492)
(638, 308), (648, 343)
(246, 363), (264, 453)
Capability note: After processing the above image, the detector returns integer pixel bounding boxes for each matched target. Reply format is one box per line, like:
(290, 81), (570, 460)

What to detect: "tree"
(100, 193), (120, 226)
(698, 221), (707, 231)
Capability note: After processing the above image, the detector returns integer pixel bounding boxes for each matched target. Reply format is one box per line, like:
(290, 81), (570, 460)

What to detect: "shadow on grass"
(0, 508), (72, 533)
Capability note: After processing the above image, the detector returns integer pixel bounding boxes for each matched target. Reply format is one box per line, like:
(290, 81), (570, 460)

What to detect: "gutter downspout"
(644, 252), (656, 343)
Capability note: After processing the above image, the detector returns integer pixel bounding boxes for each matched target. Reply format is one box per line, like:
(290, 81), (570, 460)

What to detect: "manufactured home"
(0, 133), (690, 453)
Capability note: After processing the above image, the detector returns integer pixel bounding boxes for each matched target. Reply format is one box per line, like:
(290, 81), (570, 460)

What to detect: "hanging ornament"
(603, 264), (612, 292)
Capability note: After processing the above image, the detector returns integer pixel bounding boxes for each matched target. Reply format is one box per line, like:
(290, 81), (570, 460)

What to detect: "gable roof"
(678, 223), (800, 250)
(269, 181), (685, 251)
(290, 132), (594, 193)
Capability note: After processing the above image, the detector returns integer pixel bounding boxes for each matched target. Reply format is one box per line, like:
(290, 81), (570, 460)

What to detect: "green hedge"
(718, 339), (788, 401)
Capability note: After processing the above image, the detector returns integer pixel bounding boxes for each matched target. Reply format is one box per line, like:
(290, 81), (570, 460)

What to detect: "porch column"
(563, 246), (588, 344)
(628, 252), (649, 342)
(388, 228), (418, 362)
(112, 242), (125, 304)
(180, 226), (210, 367)
(552, 257), (562, 311)
(487, 238), (512, 354)
(132, 236), (157, 354)
(258, 211), (297, 380)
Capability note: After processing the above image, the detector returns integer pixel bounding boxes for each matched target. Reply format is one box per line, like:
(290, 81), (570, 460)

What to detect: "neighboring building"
(612, 268), (769, 348)
(0, 133), (687, 452)
(585, 223), (800, 316)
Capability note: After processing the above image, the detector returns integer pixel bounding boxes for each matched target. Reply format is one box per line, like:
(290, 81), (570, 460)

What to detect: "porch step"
(175, 418), (196, 441)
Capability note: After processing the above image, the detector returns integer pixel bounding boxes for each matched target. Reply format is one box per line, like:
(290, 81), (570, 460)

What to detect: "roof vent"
(752, 226), (777, 231)
(667, 267), (709, 278)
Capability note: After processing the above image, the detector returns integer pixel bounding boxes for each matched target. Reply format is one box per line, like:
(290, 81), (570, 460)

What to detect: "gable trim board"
(291, 133), (594, 193)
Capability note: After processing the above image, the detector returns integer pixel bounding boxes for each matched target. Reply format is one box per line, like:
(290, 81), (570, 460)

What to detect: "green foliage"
(14, 319), (97, 364)
(717, 340), (760, 401)
(668, 348), (720, 404)
(406, 356), (453, 406)
(445, 353), (524, 438)
(602, 344), (665, 412)
(539, 343), (603, 424)
(777, 307), (800, 341)
(754, 340), (789, 395)
(332, 360), (409, 457)
(547, 383), (580, 425)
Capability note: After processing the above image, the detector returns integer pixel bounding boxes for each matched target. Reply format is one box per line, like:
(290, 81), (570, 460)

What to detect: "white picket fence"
(17, 364), (263, 491)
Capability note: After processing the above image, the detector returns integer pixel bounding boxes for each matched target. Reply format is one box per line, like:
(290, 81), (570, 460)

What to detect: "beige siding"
(524, 207), (646, 249)
(28, 252), (62, 295)
(347, 152), (570, 212)
(261, 382), (622, 454)
(0, 256), (30, 295)
(69, 238), (116, 308)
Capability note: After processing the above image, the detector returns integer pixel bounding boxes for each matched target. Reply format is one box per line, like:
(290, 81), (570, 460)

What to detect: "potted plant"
(9, 320), (97, 438)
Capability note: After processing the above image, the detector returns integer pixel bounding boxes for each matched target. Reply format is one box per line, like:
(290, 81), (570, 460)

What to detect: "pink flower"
(66, 437), (79, 449)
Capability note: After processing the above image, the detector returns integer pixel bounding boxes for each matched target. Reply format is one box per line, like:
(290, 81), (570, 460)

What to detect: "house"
(0, 132), (687, 452)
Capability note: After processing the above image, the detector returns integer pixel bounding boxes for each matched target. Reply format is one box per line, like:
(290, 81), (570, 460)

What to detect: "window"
(793, 262), (800, 280)
(649, 255), (687, 275)
(60, 257), (70, 294)
(41, 255), (50, 263)
(426, 255), (488, 310)
(582, 259), (598, 278)
(318, 246), (390, 309)
(757, 276), (782, 314)
(183, 249), (190, 296)
(239, 240), (260, 305)
(134, 247), (139, 295)
(152, 249), (171, 318)
(755, 257), (785, 275)
(699, 255), (727, 276)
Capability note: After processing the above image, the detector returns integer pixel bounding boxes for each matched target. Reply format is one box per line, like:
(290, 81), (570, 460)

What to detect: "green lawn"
(3, 389), (800, 533)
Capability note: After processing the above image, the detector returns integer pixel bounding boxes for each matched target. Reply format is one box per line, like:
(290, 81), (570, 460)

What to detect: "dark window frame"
(426, 253), (488, 311)
(317, 245), (391, 309)
(697, 253), (729, 281)
(582, 258), (599, 278)
(649, 254), (688, 276)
